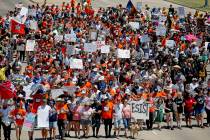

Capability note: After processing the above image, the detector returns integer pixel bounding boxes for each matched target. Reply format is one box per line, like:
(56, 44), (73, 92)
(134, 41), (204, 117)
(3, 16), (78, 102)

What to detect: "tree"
(204, 0), (209, 7)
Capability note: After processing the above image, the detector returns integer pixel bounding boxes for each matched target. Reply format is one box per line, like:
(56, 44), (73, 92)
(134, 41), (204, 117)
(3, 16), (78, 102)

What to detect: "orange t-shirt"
(10, 109), (26, 126)
(56, 103), (68, 120)
(102, 102), (113, 119)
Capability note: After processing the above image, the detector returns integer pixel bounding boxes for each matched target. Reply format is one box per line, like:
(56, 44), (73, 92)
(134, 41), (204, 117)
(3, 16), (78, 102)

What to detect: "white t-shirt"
(114, 103), (123, 119)
(37, 105), (51, 128)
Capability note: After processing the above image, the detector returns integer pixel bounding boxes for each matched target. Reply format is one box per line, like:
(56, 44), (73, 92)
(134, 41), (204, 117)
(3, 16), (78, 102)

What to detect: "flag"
(126, 0), (137, 15)
(10, 19), (25, 35)
(0, 81), (16, 99)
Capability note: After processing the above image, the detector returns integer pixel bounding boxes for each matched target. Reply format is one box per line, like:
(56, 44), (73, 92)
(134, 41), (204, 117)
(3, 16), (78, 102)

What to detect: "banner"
(26, 40), (35, 51)
(130, 100), (149, 120)
(37, 106), (50, 128)
(117, 49), (130, 58)
(84, 43), (97, 52)
(129, 22), (140, 30)
(22, 113), (36, 131)
(70, 58), (83, 69)
(101, 45), (110, 53)
(10, 19), (25, 35)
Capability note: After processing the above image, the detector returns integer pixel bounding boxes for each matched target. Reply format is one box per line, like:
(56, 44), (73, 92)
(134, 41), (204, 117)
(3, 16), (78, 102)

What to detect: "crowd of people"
(0, 0), (210, 140)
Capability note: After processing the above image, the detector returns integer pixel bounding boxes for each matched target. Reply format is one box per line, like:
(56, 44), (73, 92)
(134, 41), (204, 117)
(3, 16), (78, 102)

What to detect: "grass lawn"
(165, 0), (210, 12)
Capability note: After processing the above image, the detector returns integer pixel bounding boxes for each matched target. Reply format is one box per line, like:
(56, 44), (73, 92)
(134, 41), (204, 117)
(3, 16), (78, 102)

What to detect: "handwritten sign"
(117, 49), (130, 58)
(37, 106), (50, 128)
(29, 20), (38, 30)
(70, 58), (83, 69)
(23, 113), (36, 131)
(156, 25), (166, 36)
(89, 30), (98, 41)
(84, 43), (97, 52)
(166, 40), (175, 48)
(129, 22), (140, 30)
(136, 2), (142, 12)
(54, 35), (63, 42)
(101, 45), (110, 53)
(178, 7), (185, 18)
(26, 40), (35, 51)
(141, 35), (150, 43)
(130, 100), (149, 120)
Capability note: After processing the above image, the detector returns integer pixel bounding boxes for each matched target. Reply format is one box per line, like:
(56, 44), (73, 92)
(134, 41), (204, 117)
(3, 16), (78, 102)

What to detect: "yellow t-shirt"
(0, 67), (6, 81)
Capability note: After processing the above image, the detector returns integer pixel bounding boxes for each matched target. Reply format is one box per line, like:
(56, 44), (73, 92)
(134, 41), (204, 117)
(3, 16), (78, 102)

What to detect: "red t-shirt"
(32, 93), (43, 113)
(184, 98), (196, 112)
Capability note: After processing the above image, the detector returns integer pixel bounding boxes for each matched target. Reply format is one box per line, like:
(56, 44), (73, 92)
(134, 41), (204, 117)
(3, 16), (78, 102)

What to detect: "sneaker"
(171, 127), (174, 130)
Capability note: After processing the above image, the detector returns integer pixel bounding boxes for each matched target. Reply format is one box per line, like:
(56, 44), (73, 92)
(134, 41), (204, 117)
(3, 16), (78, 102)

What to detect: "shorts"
(80, 119), (91, 126)
(195, 108), (205, 115)
(184, 111), (193, 118)
(92, 119), (101, 128)
(114, 118), (123, 128)
(123, 118), (131, 129)
(49, 121), (57, 128)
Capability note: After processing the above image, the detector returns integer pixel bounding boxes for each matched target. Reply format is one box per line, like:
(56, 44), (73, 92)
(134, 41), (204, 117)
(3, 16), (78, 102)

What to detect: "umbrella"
(0, 81), (16, 99)
(185, 34), (197, 42)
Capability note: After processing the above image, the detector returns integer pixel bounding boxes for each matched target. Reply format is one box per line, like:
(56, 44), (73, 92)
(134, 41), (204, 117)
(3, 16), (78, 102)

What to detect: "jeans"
(1, 122), (11, 140)
(57, 119), (65, 139)
(103, 119), (112, 137)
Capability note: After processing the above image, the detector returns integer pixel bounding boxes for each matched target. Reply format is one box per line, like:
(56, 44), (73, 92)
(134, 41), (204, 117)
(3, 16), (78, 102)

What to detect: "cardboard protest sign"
(54, 35), (63, 42)
(129, 22), (140, 30)
(22, 113), (36, 131)
(37, 106), (50, 128)
(26, 40), (35, 51)
(101, 45), (110, 53)
(130, 100), (149, 120)
(70, 58), (83, 69)
(117, 49), (130, 58)
(156, 25), (166, 36)
(92, 41), (105, 49)
(51, 89), (64, 99)
(141, 35), (150, 43)
(89, 30), (98, 41)
(178, 7), (185, 18)
(84, 43), (97, 52)
(166, 40), (175, 48)
(64, 34), (76, 42)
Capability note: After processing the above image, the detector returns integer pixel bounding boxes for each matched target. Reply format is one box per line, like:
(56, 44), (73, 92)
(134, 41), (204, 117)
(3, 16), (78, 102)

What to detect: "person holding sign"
(10, 103), (26, 140)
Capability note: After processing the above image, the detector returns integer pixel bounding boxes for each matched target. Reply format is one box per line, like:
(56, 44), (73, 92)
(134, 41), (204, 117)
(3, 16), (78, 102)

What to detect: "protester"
(49, 100), (57, 140)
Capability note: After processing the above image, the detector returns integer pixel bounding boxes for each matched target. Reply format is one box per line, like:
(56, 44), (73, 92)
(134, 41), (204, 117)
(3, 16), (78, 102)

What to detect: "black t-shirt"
(91, 103), (102, 120)
(194, 95), (205, 109)
(165, 99), (174, 112)
(174, 97), (184, 113)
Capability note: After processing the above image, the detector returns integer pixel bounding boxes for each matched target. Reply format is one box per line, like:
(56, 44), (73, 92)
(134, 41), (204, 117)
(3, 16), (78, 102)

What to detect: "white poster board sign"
(51, 89), (64, 99)
(54, 35), (63, 42)
(70, 59), (83, 69)
(84, 43), (97, 52)
(117, 49), (130, 58)
(136, 2), (142, 12)
(37, 106), (50, 128)
(29, 20), (38, 30)
(93, 41), (106, 49)
(130, 100), (149, 120)
(26, 40), (35, 51)
(101, 45), (110, 53)
(64, 34), (76, 42)
(166, 40), (175, 48)
(141, 35), (150, 43)
(178, 7), (185, 18)
(156, 25), (166, 36)
(129, 22), (140, 30)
